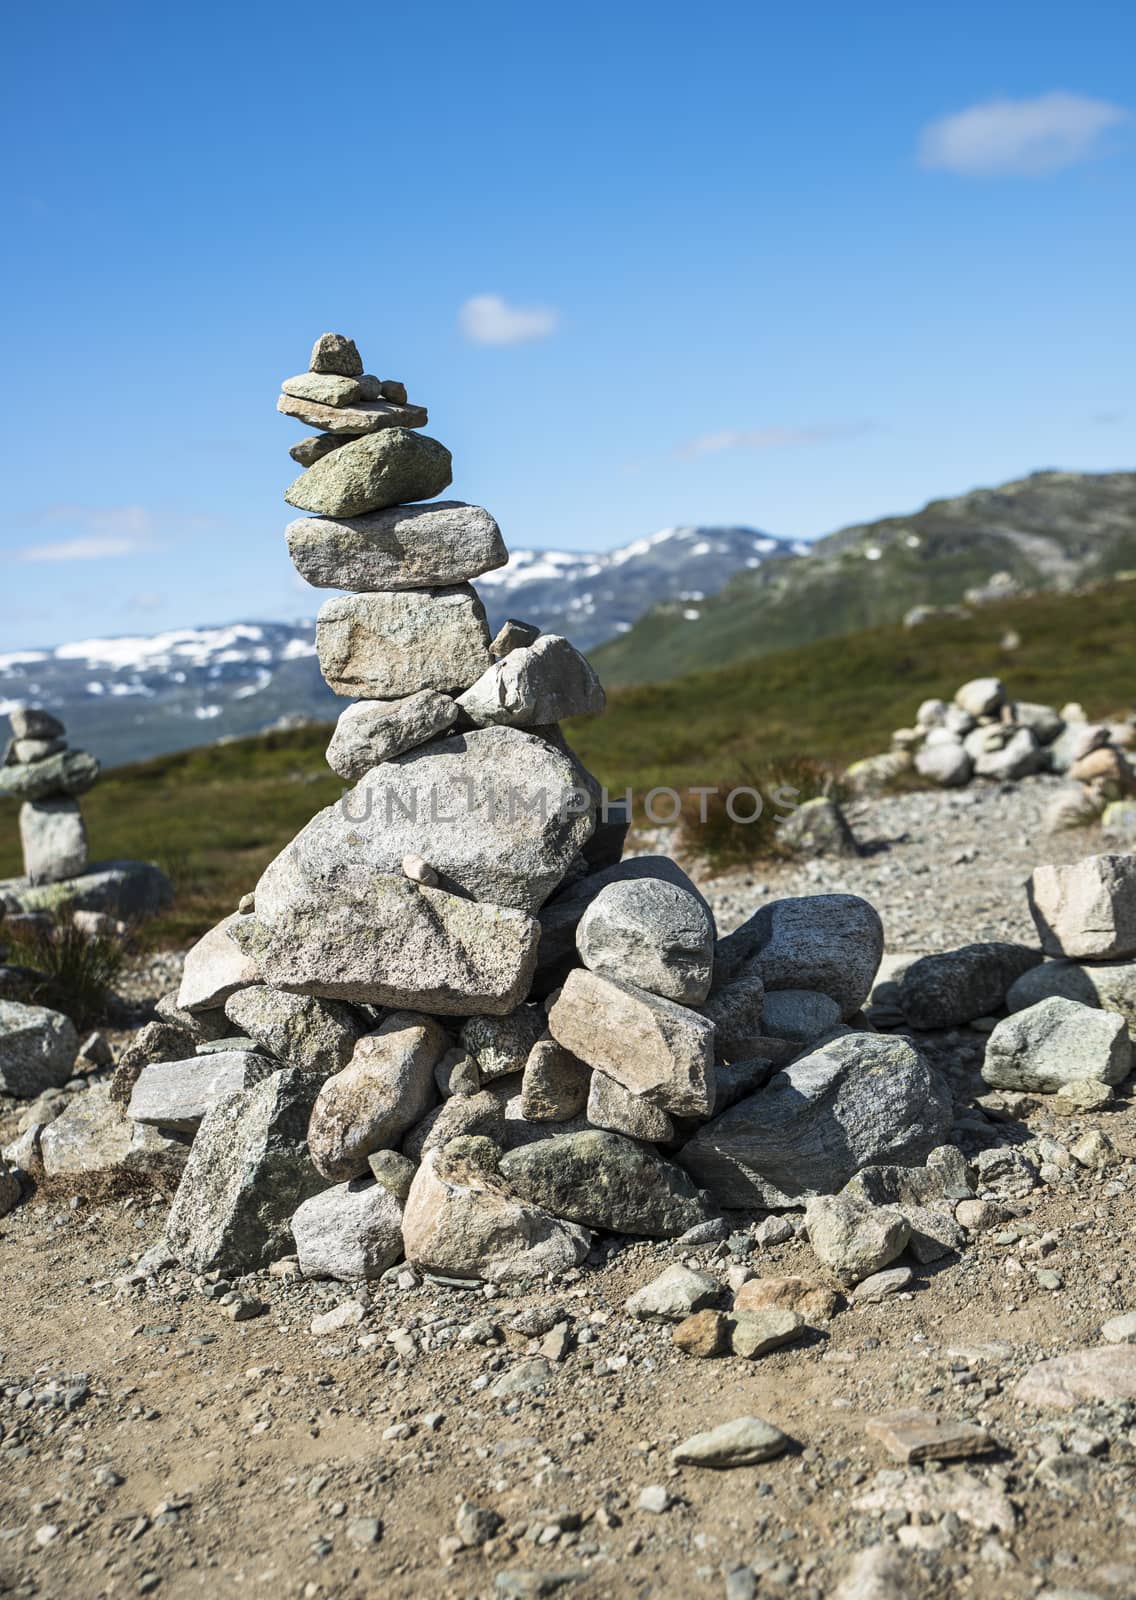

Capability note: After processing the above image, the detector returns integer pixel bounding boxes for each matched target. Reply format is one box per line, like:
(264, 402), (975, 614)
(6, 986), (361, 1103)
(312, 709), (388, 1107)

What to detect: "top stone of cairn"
(310, 332), (363, 377)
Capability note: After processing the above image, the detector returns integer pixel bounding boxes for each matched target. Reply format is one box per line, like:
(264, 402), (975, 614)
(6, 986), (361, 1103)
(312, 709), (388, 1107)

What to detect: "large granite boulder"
(286, 502), (507, 590)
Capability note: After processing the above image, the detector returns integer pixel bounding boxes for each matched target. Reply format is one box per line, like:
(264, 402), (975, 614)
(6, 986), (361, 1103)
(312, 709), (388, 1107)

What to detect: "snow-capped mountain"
(0, 525), (798, 767)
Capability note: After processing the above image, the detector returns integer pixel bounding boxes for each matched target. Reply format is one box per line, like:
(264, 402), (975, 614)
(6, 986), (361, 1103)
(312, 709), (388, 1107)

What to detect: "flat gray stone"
(1014, 1345), (1136, 1409)
(286, 502), (507, 590)
(38, 1082), (187, 1185)
(982, 996), (1131, 1092)
(316, 587), (490, 699)
(576, 876), (713, 1005)
(127, 1051), (276, 1133)
(457, 635), (605, 728)
(626, 1263), (721, 1322)
(586, 1070), (674, 1142)
(256, 728), (592, 916)
(461, 1006), (548, 1081)
(0, 1000), (78, 1097)
(679, 1033), (951, 1207)
(291, 1177), (404, 1280)
(1008, 955), (1136, 1033)
(277, 391), (428, 436)
(166, 1068), (324, 1273)
(284, 428), (451, 517)
(0, 860), (172, 922)
(232, 879), (540, 1015)
(548, 969), (714, 1117)
(280, 371), (362, 407)
(223, 987), (366, 1076)
(325, 692), (459, 781)
(500, 1129), (712, 1237)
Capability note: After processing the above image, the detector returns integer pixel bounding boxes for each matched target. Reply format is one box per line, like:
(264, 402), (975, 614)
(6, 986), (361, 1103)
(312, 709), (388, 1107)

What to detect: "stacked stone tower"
(0, 710), (98, 884)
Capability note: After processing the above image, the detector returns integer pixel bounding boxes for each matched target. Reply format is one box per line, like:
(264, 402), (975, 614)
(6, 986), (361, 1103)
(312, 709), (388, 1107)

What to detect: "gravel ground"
(2, 775), (1135, 1600)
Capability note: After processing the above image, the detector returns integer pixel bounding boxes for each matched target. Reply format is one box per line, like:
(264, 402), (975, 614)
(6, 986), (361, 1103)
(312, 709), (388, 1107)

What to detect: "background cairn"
(0, 709), (99, 885)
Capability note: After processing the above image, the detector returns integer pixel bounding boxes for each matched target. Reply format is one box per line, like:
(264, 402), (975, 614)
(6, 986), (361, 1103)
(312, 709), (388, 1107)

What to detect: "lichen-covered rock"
(223, 987), (366, 1076)
(0, 1000), (78, 1097)
(401, 1139), (590, 1283)
(287, 501), (507, 591)
(461, 1005), (548, 1081)
(290, 1178), (404, 1281)
(166, 1069), (324, 1274)
(284, 427), (452, 518)
(315, 587), (490, 699)
(499, 1129), (712, 1237)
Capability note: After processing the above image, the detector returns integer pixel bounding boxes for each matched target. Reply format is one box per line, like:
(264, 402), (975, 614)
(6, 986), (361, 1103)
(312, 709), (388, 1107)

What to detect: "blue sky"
(3, 0), (1132, 648)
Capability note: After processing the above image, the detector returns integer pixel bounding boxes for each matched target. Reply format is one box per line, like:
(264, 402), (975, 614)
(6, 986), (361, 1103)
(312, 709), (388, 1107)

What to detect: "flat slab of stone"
(548, 968), (714, 1117)
(128, 1051), (276, 1133)
(284, 428), (451, 518)
(316, 588), (490, 699)
(864, 1409), (995, 1464)
(287, 502), (507, 590)
(38, 1083), (187, 1185)
(232, 878), (540, 1015)
(256, 728), (592, 917)
(0, 749), (99, 801)
(1014, 1344), (1136, 1409)
(0, 860), (173, 922)
(277, 391), (427, 435)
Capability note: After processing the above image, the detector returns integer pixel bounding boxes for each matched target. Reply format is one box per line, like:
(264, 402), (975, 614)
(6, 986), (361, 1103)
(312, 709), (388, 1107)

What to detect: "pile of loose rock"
(847, 675), (1136, 834)
(0, 708), (172, 923)
(4, 341), (1136, 1326)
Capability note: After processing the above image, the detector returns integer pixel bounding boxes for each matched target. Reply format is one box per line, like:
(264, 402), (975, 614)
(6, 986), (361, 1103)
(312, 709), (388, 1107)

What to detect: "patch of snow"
(0, 652), (48, 671)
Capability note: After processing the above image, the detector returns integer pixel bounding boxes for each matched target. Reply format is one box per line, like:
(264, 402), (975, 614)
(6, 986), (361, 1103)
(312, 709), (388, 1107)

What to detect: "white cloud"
(919, 91), (1128, 176)
(675, 423), (869, 461)
(17, 536), (149, 562)
(459, 293), (559, 346)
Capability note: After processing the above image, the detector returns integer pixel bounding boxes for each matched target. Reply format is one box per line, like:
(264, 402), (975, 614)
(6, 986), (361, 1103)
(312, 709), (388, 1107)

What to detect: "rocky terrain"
(3, 340), (1136, 1600)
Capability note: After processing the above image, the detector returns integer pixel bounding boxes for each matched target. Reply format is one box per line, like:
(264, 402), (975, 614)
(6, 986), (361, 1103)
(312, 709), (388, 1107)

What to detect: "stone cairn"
(18, 334), (1131, 1318)
(0, 709), (99, 887)
(847, 674), (1136, 833)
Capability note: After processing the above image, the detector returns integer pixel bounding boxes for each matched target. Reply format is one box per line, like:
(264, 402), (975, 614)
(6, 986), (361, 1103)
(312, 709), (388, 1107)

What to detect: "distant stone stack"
(0, 709), (99, 884)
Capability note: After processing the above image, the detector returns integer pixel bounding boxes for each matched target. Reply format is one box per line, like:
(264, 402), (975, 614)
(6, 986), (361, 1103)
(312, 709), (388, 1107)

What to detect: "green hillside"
(594, 469), (1136, 685)
(2, 580), (1133, 948)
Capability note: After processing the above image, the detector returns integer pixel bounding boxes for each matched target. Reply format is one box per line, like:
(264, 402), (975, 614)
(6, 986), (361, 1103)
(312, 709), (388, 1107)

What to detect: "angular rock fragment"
(166, 1069), (324, 1273)
(680, 1033), (950, 1207)
(457, 635), (605, 728)
(127, 1051), (276, 1133)
(548, 969), (714, 1117)
(727, 1307), (804, 1358)
(1014, 1344), (1136, 1409)
(461, 1005), (548, 1081)
(38, 1083), (187, 1186)
(1028, 854), (1136, 959)
(177, 912), (261, 1012)
(402, 1089), (504, 1162)
(520, 1036), (590, 1121)
(307, 1012), (446, 1180)
(0, 1000), (78, 1097)
(309, 331), (364, 376)
(981, 996), (1131, 1091)
(805, 1194), (911, 1285)
(1006, 956), (1136, 1035)
(223, 987), (366, 1076)
(19, 799), (88, 883)
(586, 1071), (674, 1141)
(626, 1263), (721, 1322)
(898, 942), (1042, 1029)
(325, 692), (459, 780)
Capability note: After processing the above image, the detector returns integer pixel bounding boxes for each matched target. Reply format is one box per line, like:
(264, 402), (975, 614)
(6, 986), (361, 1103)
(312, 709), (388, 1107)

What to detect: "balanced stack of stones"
(126, 334), (956, 1283)
(0, 709), (99, 884)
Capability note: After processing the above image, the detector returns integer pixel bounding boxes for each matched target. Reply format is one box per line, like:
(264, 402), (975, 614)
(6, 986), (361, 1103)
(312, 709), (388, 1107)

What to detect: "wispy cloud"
(18, 536), (150, 562)
(459, 293), (559, 346)
(919, 91), (1128, 176)
(675, 423), (872, 461)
